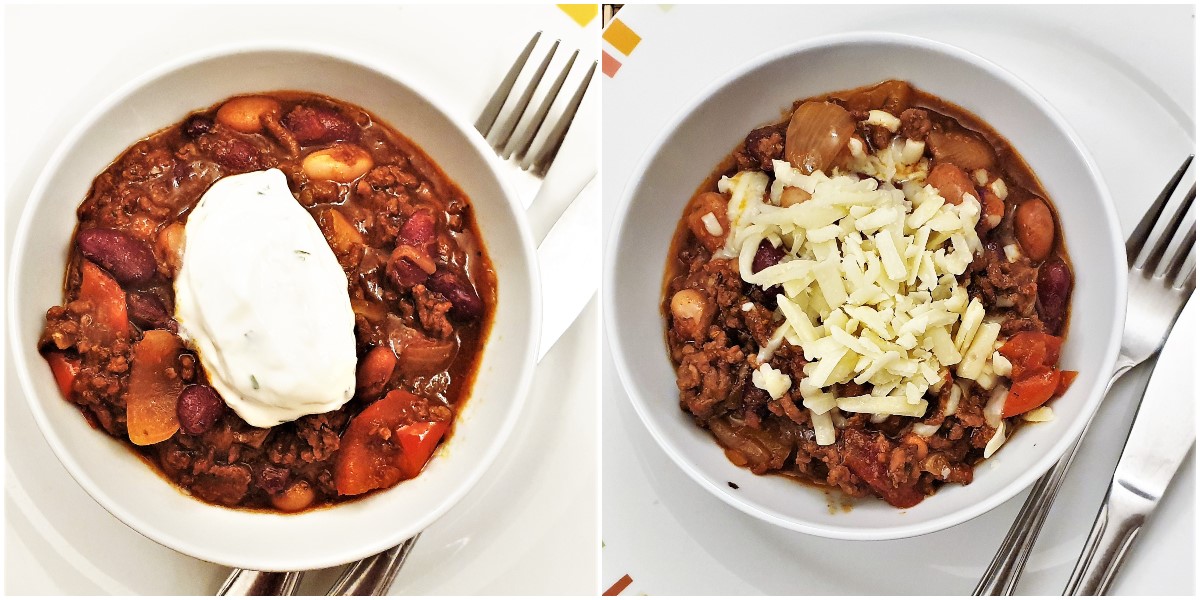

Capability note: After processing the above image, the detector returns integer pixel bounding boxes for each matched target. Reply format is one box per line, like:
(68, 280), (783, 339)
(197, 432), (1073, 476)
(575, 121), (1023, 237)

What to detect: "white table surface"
(3, 4), (599, 595)
(601, 4), (1195, 596)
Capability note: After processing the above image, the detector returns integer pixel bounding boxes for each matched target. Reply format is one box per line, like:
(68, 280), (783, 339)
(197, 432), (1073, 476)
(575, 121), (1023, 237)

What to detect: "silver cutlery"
(218, 31), (597, 597)
(217, 570), (302, 595)
(974, 155), (1196, 595)
(1064, 296), (1195, 595)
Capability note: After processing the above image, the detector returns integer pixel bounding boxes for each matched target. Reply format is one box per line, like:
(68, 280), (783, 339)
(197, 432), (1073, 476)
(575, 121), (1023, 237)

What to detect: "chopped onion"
(927, 130), (995, 171)
(984, 421), (1007, 458)
(944, 382), (963, 417)
(785, 101), (856, 175)
(701, 212), (723, 236)
(830, 408), (847, 428)
(984, 383), (1009, 429)
(1003, 244), (1021, 263)
(911, 422), (941, 437)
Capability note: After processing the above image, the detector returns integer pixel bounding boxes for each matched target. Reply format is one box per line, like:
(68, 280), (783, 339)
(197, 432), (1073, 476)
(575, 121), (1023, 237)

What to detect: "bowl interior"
(9, 47), (539, 570)
(607, 34), (1124, 539)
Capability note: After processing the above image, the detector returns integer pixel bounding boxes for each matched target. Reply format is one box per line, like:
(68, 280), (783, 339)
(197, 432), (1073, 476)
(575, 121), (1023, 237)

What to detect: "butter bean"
(270, 480), (315, 513)
(670, 288), (714, 341)
(302, 144), (374, 183)
(215, 96), (281, 134)
(157, 222), (186, 277)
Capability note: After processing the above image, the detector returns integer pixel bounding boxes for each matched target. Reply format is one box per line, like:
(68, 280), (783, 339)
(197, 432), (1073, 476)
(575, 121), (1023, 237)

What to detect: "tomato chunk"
(78, 260), (130, 344)
(395, 420), (450, 480)
(334, 389), (450, 496)
(1003, 367), (1062, 418)
(45, 352), (81, 398)
(125, 330), (185, 445)
(840, 428), (925, 508)
(998, 331), (1062, 379)
(1056, 370), (1078, 396)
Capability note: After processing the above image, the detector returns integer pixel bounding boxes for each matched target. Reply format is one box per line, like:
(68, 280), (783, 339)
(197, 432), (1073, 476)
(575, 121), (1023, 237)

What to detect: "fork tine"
(475, 32), (541, 137)
(505, 49), (579, 161)
(523, 60), (597, 176)
(1141, 182), (1195, 271)
(490, 39), (560, 151)
(1163, 223), (1196, 284)
(1184, 265), (1196, 291)
(1128, 155), (1193, 266)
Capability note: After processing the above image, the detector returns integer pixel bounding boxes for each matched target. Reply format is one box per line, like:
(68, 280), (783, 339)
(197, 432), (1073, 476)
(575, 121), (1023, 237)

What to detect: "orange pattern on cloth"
(602, 50), (622, 78)
(602, 18), (641, 56)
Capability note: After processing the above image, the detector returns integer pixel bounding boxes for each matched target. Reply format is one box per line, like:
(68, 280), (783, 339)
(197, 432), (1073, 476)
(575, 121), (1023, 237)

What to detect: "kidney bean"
(978, 190), (1004, 233)
(176, 384), (226, 435)
(927, 163), (975, 205)
(1015, 198), (1055, 261)
(399, 210), (436, 245)
(127, 291), (177, 333)
(1037, 258), (1073, 334)
(77, 228), (157, 285)
(427, 270), (484, 320)
(254, 464), (290, 495)
(182, 114), (213, 139)
(387, 211), (438, 289)
(282, 105), (359, 145)
(752, 239), (786, 274)
(210, 137), (264, 172)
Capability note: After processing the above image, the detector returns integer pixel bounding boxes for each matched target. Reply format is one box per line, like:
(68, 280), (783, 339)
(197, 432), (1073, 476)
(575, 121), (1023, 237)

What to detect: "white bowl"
(605, 32), (1125, 540)
(7, 44), (541, 570)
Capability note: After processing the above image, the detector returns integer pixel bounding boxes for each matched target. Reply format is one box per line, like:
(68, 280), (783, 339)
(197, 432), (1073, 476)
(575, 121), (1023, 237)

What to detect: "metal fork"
(974, 155), (1197, 595)
(217, 32), (597, 598)
(476, 31), (598, 242)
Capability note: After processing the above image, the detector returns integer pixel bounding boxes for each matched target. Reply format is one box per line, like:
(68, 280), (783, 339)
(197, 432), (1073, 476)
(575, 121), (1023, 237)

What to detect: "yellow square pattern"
(602, 18), (641, 56)
(557, 4), (598, 27)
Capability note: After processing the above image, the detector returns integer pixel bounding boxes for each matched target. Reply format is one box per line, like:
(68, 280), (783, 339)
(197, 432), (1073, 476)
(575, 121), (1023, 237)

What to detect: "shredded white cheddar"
(716, 130), (1019, 444)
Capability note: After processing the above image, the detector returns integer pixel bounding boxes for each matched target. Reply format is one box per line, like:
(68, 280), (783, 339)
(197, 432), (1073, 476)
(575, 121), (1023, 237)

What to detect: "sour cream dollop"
(175, 169), (357, 427)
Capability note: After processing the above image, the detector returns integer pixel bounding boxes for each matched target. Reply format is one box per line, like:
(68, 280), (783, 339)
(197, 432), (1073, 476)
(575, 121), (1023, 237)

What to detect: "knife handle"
(218, 569), (303, 595)
(1063, 479), (1152, 595)
(973, 360), (1136, 596)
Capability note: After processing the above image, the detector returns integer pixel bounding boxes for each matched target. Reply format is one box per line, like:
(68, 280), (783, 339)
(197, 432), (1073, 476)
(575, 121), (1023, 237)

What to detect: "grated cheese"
(864, 109), (902, 132)
(725, 133), (1015, 445)
(752, 363), (791, 400)
(1022, 406), (1055, 422)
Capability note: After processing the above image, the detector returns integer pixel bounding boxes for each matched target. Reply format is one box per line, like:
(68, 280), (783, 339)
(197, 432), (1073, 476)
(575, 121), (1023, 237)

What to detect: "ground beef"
(734, 124), (786, 172)
(675, 330), (746, 421)
(900, 108), (932, 141)
(413, 284), (454, 340)
(972, 250), (1041, 317)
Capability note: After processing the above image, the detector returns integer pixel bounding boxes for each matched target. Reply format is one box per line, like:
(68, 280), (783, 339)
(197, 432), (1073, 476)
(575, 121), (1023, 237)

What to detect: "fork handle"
(326, 534), (421, 596)
(218, 569), (303, 595)
(973, 360), (1135, 595)
(1063, 481), (1151, 595)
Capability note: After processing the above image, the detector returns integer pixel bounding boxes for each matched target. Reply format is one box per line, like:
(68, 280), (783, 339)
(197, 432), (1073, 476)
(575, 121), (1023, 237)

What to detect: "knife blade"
(536, 174), (599, 360)
(1064, 296), (1196, 595)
